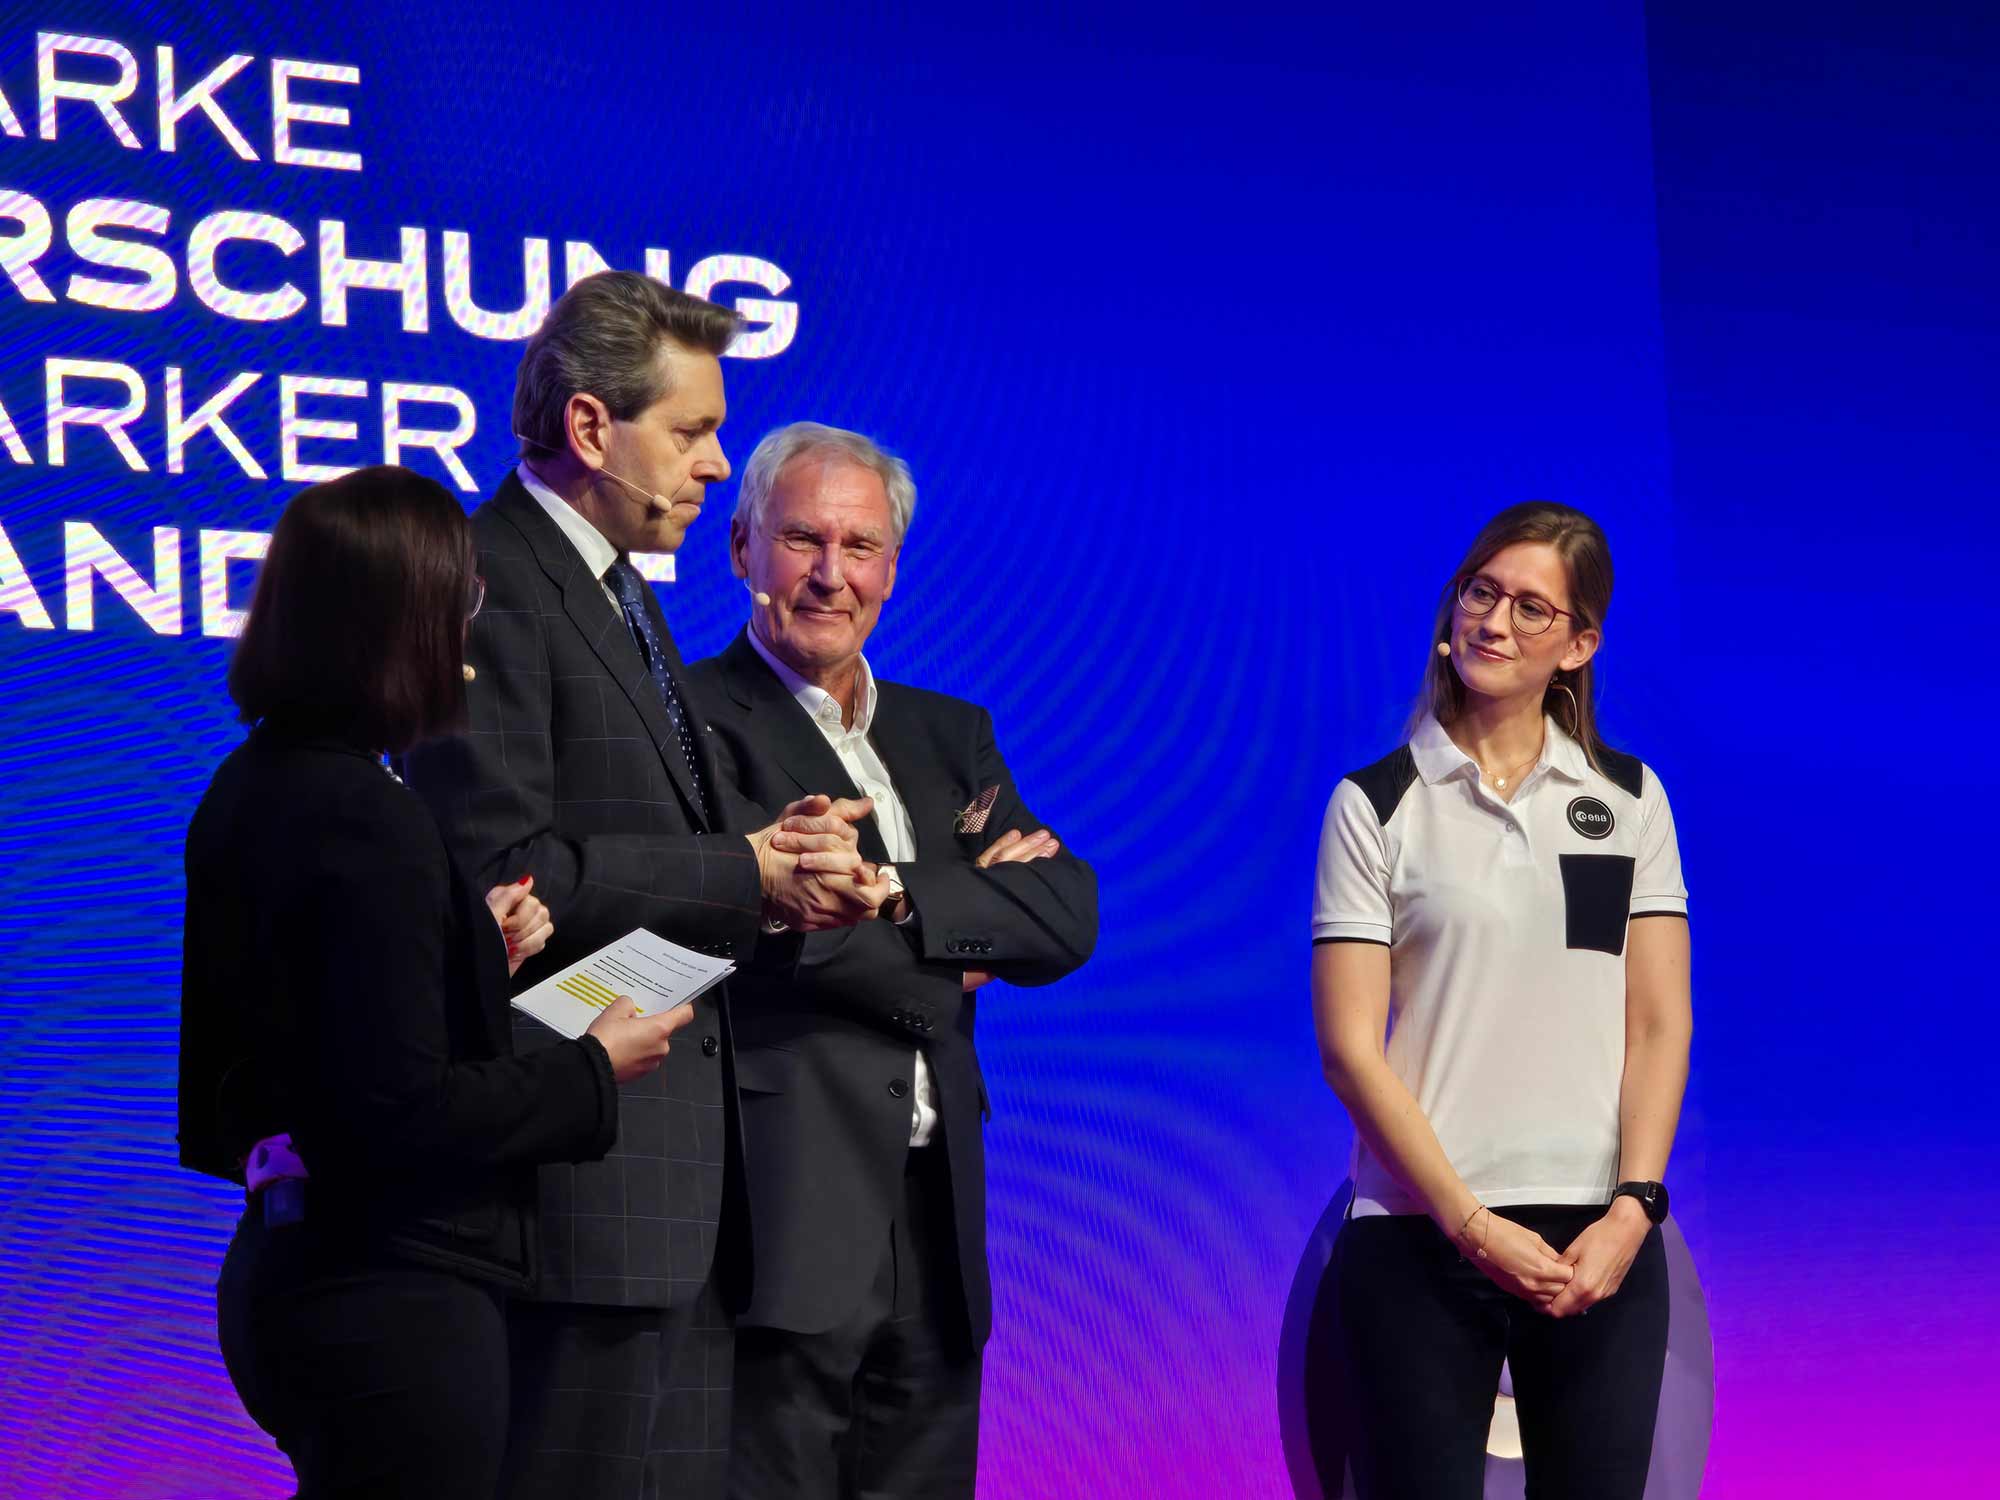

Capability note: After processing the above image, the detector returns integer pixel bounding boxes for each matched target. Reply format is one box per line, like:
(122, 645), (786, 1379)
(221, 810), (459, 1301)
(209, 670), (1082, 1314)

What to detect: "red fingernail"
(516, 874), (533, 886)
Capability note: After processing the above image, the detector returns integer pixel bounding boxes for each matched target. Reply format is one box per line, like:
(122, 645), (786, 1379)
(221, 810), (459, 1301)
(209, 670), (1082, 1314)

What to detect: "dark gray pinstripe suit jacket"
(401, 472), (765, 1312)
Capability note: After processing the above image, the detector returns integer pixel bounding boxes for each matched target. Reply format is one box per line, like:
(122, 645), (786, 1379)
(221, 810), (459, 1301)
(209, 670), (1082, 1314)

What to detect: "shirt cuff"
(1312, 919), (1392, 944)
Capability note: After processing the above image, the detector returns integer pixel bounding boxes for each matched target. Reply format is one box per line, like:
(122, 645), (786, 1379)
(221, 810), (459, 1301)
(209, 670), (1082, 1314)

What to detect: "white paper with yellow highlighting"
(509, 928), (734, 1040)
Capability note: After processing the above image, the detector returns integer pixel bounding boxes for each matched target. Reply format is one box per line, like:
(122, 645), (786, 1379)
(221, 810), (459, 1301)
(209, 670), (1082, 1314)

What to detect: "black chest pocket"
(1559, 854), (1636, 956)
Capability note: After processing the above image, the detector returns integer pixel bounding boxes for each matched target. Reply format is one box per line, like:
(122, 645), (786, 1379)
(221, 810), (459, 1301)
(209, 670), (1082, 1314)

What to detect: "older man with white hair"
(689, 422), (1098, 1499)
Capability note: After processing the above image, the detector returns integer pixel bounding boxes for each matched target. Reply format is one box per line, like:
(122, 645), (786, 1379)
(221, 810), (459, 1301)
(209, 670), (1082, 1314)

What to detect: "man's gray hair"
(732, 422), (917, 543)
(512, 271), (739, 459)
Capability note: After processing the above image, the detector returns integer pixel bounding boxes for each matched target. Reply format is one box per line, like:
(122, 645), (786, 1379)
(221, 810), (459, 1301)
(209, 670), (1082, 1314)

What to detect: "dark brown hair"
(512, 271), (740, 458)
(1414, 501), (1615, 764)
(230, 466), (472, 753)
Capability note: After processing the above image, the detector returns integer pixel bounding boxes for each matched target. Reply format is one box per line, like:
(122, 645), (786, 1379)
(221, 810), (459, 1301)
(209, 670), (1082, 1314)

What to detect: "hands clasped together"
(1451, 1195), (1654, 1319)
(478, 799), (1067, 1084)
(743, 794), (892, 930)
(744, 792), (1063, 941)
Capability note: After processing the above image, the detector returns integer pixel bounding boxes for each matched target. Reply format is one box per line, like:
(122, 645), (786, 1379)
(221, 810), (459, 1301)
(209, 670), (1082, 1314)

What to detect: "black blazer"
(178, 724), (618, 1291)
(689, 629), (1098, 1346)
(399, 472), (767, 1310)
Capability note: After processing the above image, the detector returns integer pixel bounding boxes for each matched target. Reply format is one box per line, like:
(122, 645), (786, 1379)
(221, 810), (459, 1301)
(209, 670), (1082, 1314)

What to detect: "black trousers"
(728, 1147), (981, 1500)
(217, 1208), (510, 1499)
(501, 1270), (734, 1500)
(1331, 1206), (1669, 1500)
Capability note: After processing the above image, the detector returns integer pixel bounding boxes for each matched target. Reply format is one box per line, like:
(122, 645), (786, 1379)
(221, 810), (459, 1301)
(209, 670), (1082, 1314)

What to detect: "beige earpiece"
(462, 663), (478, 682)
(1437, 640), (1452, 657)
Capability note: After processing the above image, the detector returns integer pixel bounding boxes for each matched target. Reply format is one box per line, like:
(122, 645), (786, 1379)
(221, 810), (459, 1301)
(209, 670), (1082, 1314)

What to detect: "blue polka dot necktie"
(605, 557), (711, 821)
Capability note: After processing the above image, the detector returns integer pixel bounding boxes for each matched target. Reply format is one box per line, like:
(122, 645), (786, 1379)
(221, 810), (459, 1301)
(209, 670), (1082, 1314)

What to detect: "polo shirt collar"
(517, 462), (619, 583)
(1543, 719), (1592, 783)
(1411, 712), (1591, 786)
(747, 625), (878, 737)
(1410, 714), (1473, 785)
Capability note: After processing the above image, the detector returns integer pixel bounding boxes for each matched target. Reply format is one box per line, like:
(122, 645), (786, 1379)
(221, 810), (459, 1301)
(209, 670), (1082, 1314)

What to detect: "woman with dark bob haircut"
(180, 466), (690, 1497)
(1311, 502), (1693, 1497)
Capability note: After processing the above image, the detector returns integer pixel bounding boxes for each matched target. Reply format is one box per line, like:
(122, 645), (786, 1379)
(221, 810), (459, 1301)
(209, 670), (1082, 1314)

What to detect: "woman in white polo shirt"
(1312, 502), (1691, 1499)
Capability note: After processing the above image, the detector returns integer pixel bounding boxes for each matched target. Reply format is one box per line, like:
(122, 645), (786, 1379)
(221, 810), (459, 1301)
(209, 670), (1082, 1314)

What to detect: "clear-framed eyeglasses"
(1456, 575), (1575, 636)
(466, 573), (487, 621)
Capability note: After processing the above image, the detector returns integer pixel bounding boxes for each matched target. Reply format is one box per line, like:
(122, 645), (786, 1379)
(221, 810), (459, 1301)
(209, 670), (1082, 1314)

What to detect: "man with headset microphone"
(400, 271), (886, 1500)
(688, 422), (1099, 1500)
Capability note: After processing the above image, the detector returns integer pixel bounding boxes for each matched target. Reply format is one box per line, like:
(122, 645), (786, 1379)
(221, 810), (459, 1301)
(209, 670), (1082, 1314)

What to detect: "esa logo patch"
(1567, 796), (1615, 840)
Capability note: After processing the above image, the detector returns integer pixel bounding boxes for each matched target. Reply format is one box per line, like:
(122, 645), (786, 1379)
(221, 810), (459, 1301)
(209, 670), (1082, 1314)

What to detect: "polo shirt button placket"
(1495, 780), (1534, 868)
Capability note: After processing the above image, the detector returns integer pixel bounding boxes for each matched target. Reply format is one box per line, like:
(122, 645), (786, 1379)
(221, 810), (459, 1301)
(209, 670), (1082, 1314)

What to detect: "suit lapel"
(718, 631), (891, 863)
(867, 683), (964, 861)
(491, 478), (710, 830)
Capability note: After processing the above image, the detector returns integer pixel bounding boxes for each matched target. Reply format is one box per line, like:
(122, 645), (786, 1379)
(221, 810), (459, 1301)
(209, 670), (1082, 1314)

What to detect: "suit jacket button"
(701, 1035), (719, 1057)
(888, 1078), (910, 1099)
(945, 940), (960, 955)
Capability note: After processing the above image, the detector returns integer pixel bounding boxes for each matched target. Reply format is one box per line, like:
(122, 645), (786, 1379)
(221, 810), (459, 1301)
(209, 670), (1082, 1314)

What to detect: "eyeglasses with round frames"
(1456, 575), (1574, 636)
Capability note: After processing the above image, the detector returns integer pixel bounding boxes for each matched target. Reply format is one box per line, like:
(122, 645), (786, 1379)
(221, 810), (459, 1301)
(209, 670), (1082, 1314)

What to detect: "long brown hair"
(1412, 501), (1615, 765)
(230, 466), (472, 754)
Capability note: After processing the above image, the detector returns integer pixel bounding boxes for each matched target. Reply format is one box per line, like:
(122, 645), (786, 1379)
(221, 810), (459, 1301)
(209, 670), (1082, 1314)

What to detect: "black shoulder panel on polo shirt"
(1343, 744), (1420, 827)
(1595, 743), (1644, 799)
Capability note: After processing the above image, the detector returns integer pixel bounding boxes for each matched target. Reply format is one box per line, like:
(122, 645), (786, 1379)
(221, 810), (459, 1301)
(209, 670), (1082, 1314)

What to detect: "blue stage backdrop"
(0, 2), (1990, 1495)
(1642, 4), (2000, 1493)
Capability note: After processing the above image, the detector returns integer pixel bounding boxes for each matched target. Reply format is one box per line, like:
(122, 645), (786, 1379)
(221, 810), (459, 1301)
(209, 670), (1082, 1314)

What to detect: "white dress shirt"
(517, 462), (619, 607)
(747, 629), (938, 1147)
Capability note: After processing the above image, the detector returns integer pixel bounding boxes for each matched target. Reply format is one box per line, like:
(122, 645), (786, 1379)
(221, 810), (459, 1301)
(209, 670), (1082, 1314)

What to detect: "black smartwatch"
(1610, 1180), (1669, 1224)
